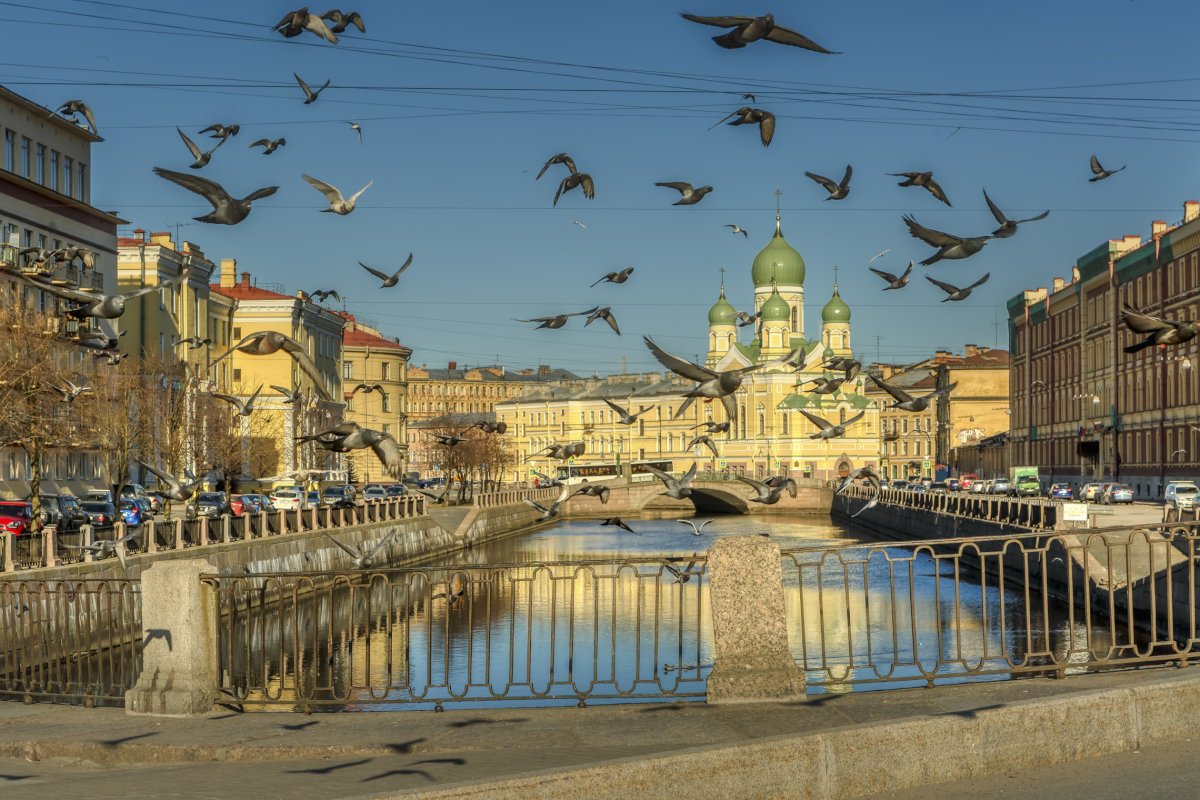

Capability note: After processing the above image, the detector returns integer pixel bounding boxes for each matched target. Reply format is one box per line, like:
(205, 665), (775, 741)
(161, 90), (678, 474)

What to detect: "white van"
(1165, 481), (1200, 509)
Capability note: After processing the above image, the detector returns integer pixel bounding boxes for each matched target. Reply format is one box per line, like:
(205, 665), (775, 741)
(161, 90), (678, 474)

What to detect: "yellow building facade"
(339, 313), (412, 483)
(497, 212), (883, 482)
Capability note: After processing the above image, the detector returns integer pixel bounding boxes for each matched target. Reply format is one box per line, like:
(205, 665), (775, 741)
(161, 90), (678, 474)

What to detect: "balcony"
(1, 249), (104, 293)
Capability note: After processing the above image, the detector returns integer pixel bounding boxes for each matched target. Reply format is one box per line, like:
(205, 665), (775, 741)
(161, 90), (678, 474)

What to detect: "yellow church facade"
(497, 212), (883, 482)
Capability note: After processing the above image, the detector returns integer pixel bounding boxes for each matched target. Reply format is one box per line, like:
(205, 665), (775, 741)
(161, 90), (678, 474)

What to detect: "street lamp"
(1072, 392), (1100, 479)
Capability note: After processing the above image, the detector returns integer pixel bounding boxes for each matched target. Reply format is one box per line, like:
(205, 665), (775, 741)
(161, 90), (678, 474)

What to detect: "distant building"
(339, 313), (412, 483)
(407, 362), (580, 421)
(1008, 200), (1200, 498)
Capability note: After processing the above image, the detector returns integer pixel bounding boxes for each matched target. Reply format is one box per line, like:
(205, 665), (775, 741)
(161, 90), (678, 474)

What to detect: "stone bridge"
(562, 477), (833, 517)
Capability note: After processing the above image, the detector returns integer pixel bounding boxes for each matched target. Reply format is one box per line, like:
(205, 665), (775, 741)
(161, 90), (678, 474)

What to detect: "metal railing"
(204, 557), (711, 710)
(0, 578), (141, 705)
(840, 485), (1060, 529)
(781, 526), (1197, 692)
(2, 496), (432, 574)
(472, 486), (562, 508)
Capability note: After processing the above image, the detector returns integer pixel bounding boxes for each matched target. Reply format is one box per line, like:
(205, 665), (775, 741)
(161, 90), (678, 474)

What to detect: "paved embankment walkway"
(2, 667), (1199, 799)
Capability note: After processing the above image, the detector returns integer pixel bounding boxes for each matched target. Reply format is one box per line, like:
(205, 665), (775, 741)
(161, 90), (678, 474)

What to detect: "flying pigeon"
(926, 273), (990, 302)
(983, 190), (1049, 238)
(804, 165), (852, 200)
(303, 174), (372, 214)
(869, 261), (913, 290)
(891, 171), (951, 206)
(679, 12), (838, 53)
(656, 181), (712, 206)
(903, 215), (991, 267)
(359, 254), (412, 287)
(152, 167), (278, 225)
(1089, 154), (1126, 182)
(590, 267), (634, 287)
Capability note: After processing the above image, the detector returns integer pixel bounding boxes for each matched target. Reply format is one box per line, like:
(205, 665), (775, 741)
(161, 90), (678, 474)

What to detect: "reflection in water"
(217, 514), (1119, 709)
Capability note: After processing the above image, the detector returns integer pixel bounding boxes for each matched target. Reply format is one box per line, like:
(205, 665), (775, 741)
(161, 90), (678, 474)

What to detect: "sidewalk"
(2, 667), (1199, 799)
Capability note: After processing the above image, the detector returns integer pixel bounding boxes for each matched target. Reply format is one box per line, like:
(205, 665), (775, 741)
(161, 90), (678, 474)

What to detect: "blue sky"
(6, 1), (1200, 373)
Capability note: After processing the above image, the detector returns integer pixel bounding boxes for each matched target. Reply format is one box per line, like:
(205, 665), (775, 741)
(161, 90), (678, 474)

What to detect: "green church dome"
(760, 284), (791, 322)
(822, 284), (851, 324)
(751, 217), (806, 287)
(708, 287), (737, 325)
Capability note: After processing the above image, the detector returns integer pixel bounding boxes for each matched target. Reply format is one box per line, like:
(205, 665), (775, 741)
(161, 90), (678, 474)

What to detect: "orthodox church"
(700, 209), (881, 480)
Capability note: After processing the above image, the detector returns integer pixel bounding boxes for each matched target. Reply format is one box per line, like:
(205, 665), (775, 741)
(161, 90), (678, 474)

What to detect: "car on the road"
(879, 480), (890, 490)
(1081, 483), (1105, 502)
(320, 486), (354, 509)
(959, 473), (979, 492)
(947, 479), (960, 492)
(971, 480), (989, 494)
(39, 494), (87, 533)
(1048, 483), (1074, 500)
(238, 493), (274, 514)
(385, 484), (408, 498)
(144, 491), (167, 514)
(1101, 484), (1134, 504)
(991, 479), (1013, 495)
(362, 485), (388, 501)
(118, 498), (144, 527)
(0, 501), (33, 536)
(910, 483), (928, 494)
(270, 488), (307, 511)
(1011, 476), (1041, 497)
(892, 479), (909, 491)
(229, 495), (247, 517)
(195, 492), (231, 519)
(81, 501), (118, 531)
(929, 481), (949, 494)
(85, 489), (114, 504)
(1165, 481), (1200, 510)
(306, 490), (321, 508)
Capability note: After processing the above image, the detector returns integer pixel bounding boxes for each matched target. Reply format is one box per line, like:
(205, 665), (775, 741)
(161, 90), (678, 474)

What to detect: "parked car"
(971, 480), (989, 494)
(144, 491), (166, 514)
(363, 485), (388, 501)
(119, 483), (149, 502)
(947, 479), (960, 492)
(320, 486), (354, 509)
(195, 492), (231, 519)
(1102, 484), (1134, 504)
(118, 499), (144, 527)
(1012, 476), (1041, 497)
(306, 490), (321, 508)
(0, 501), (33, 536)
(229, 495), (247, 517)
(238, 493), (275, 514)
(270, 488), (307, 511)
(1165, 481), (1200, 510)
(385, 485), (408, 498)
(991, 478), (1013, 495)
(1048, 483), (1074, 500)
(85, 489), (114, 504)
(879, 480), (890, 490)
(892, 479), (909, 491)
(81, 501), (118, 531)
(959, 473), (979, 492)
(39, 494), (87, 533)
(929, 481), (949, 494)
(1081, 483), (1105, 502)
(910, 483), (928, 494)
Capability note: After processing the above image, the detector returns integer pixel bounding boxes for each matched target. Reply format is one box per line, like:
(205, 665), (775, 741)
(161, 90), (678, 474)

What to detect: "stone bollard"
(705, 535), (806, 703)
(43, 526), (58, 568)
(174, 519), (185, 550)
(221, 514), (231, 544)
(82, 524), (95, 563)
(2, 531), (14, 572)
(125, 558), (219, 717)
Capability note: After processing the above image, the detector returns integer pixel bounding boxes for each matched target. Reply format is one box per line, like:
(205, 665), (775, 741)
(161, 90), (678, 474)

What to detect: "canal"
(215, 513), (1117, 711)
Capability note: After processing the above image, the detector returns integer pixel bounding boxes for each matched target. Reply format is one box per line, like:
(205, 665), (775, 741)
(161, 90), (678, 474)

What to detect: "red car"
(229, 495), (246, 517)
(0, 501), (33, 536)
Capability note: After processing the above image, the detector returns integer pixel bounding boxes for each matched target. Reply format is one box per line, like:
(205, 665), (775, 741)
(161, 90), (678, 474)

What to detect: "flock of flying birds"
(23, 10), (1169, 523)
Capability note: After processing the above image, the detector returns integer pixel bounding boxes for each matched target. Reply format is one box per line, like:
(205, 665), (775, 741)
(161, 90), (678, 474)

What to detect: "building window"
(63, 156), (73, 196)
(381, 361), (389, 380)
(3, 130), (13, 172)
(35, 144), (45, 184)
(49, 150), (59, 191)
(233, 368), (241, 381)
(382, 393), (391, 412)
(77, 162), (87, 201)
(343, 361), (354, 380)
(232, 326), (241, 339)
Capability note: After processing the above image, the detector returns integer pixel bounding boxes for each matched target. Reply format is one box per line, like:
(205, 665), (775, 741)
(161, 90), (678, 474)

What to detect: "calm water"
(220, 513), (1116, 710)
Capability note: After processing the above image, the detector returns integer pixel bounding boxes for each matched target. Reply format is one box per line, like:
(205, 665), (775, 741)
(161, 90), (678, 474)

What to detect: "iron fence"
(204, 558), (711, 710)
(781, 526), (1198, 691)
(0, 578), (141, 705)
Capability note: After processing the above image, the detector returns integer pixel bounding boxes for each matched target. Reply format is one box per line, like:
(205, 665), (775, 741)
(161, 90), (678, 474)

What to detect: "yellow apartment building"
(339, 312), (412, 483)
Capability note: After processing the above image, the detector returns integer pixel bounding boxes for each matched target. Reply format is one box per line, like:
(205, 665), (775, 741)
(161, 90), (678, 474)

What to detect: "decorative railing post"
(174, 519), (185, 550)
(82, 524), (95, 563)
(2, 532), (13, 572)
(43, 525), (58, 568)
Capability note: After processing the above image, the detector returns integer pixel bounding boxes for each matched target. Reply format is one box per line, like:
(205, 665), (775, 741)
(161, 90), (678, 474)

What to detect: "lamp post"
(1072, 392), (1100, 480)
(1160, 354), (1191, 494)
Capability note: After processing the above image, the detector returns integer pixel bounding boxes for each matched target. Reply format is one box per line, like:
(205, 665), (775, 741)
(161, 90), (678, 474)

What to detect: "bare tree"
(85, 358), (151, 501)
(198, 382), (282, 492)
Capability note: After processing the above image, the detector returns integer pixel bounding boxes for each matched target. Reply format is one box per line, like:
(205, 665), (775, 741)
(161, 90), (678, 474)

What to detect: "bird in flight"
(303, 174), (372, 214)
(805, 165), (852, 200)
(249, 137), (286, 155)
(679, 12), (838, 54)
(322, 9), (365, 33)
(603, 398), (655, 425)
(870, 374), (957, 412)
(1121, 305), (1199, 352)
(868, 249), (891, 264)
(1089, 154), (1126, 182)
(983, 190), (1048, 238)
(737, 475), (797, 505)
(308, 289), (340, 304)
(676, 519), (714, 536)
(656, 181), (713, 206)
(210, 331), (330, 399)
(211, 385), (264, 417)
(294, 72), (331, 104)
(591, 267), (634, 287)
(536, 152), (577, 180)
(725, 224), (748, 238)
(574, 483), (610, 503)
(869, 260), (913, 290)
(647, 463), (699, 500)
(175, 336), (213, 349)
(359, 254), (413, 287)
(584, 307), (621, 335)
(711, 106), (776, 147)
(301, 423), (404, 479)
(570, 219), (588, 229)
(903, 215), (991, 266)
(600, 517), (637, 534)
(54, 379), (93, 403)
(687, 434), (721, 458)
(795, 408), (865, 440)
(517, 307), (597, 330)
(270, 385), (304, 404)
(51, 99), (98, 134)
(274, 8), (338, 43)
(347, 121), (363, 144)
(553, 172), (595, 206)
(643, 337), (761, 421)
(891, 171), (952, 206)
(823, 356), (862, 381)
(350, 382), (385, 397)
(199, 123), (239, 141)
(691, 420), (731, 434)
(323, 532), (396, 570)
(153, 168), (278, 225)
(176, 128), (224, 169)
(801, 376), (845, 395)
(926, 273), (990, 302)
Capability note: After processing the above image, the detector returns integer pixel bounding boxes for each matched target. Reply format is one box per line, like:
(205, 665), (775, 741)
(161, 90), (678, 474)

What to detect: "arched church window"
(756, 404), (765, 436)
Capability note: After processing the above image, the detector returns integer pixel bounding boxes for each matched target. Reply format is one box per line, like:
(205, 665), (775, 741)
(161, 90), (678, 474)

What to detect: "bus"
(555, 460), (674, 486)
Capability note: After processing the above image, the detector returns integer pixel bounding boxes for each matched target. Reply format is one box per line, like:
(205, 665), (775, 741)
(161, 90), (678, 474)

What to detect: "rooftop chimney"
(1052, 277), (1065, 292)
(239, 271), (251, 288)
(150, 231), (173, 247)
(965, 344), (980, 358)
(1152, 220), (1168, 238)
(219, 258), (236, 288)
(1072, 266), (1081, 282)
(1186, 201), (1200, 223)
(448, 361), (457, 370)
(132, 228), (146, 242)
